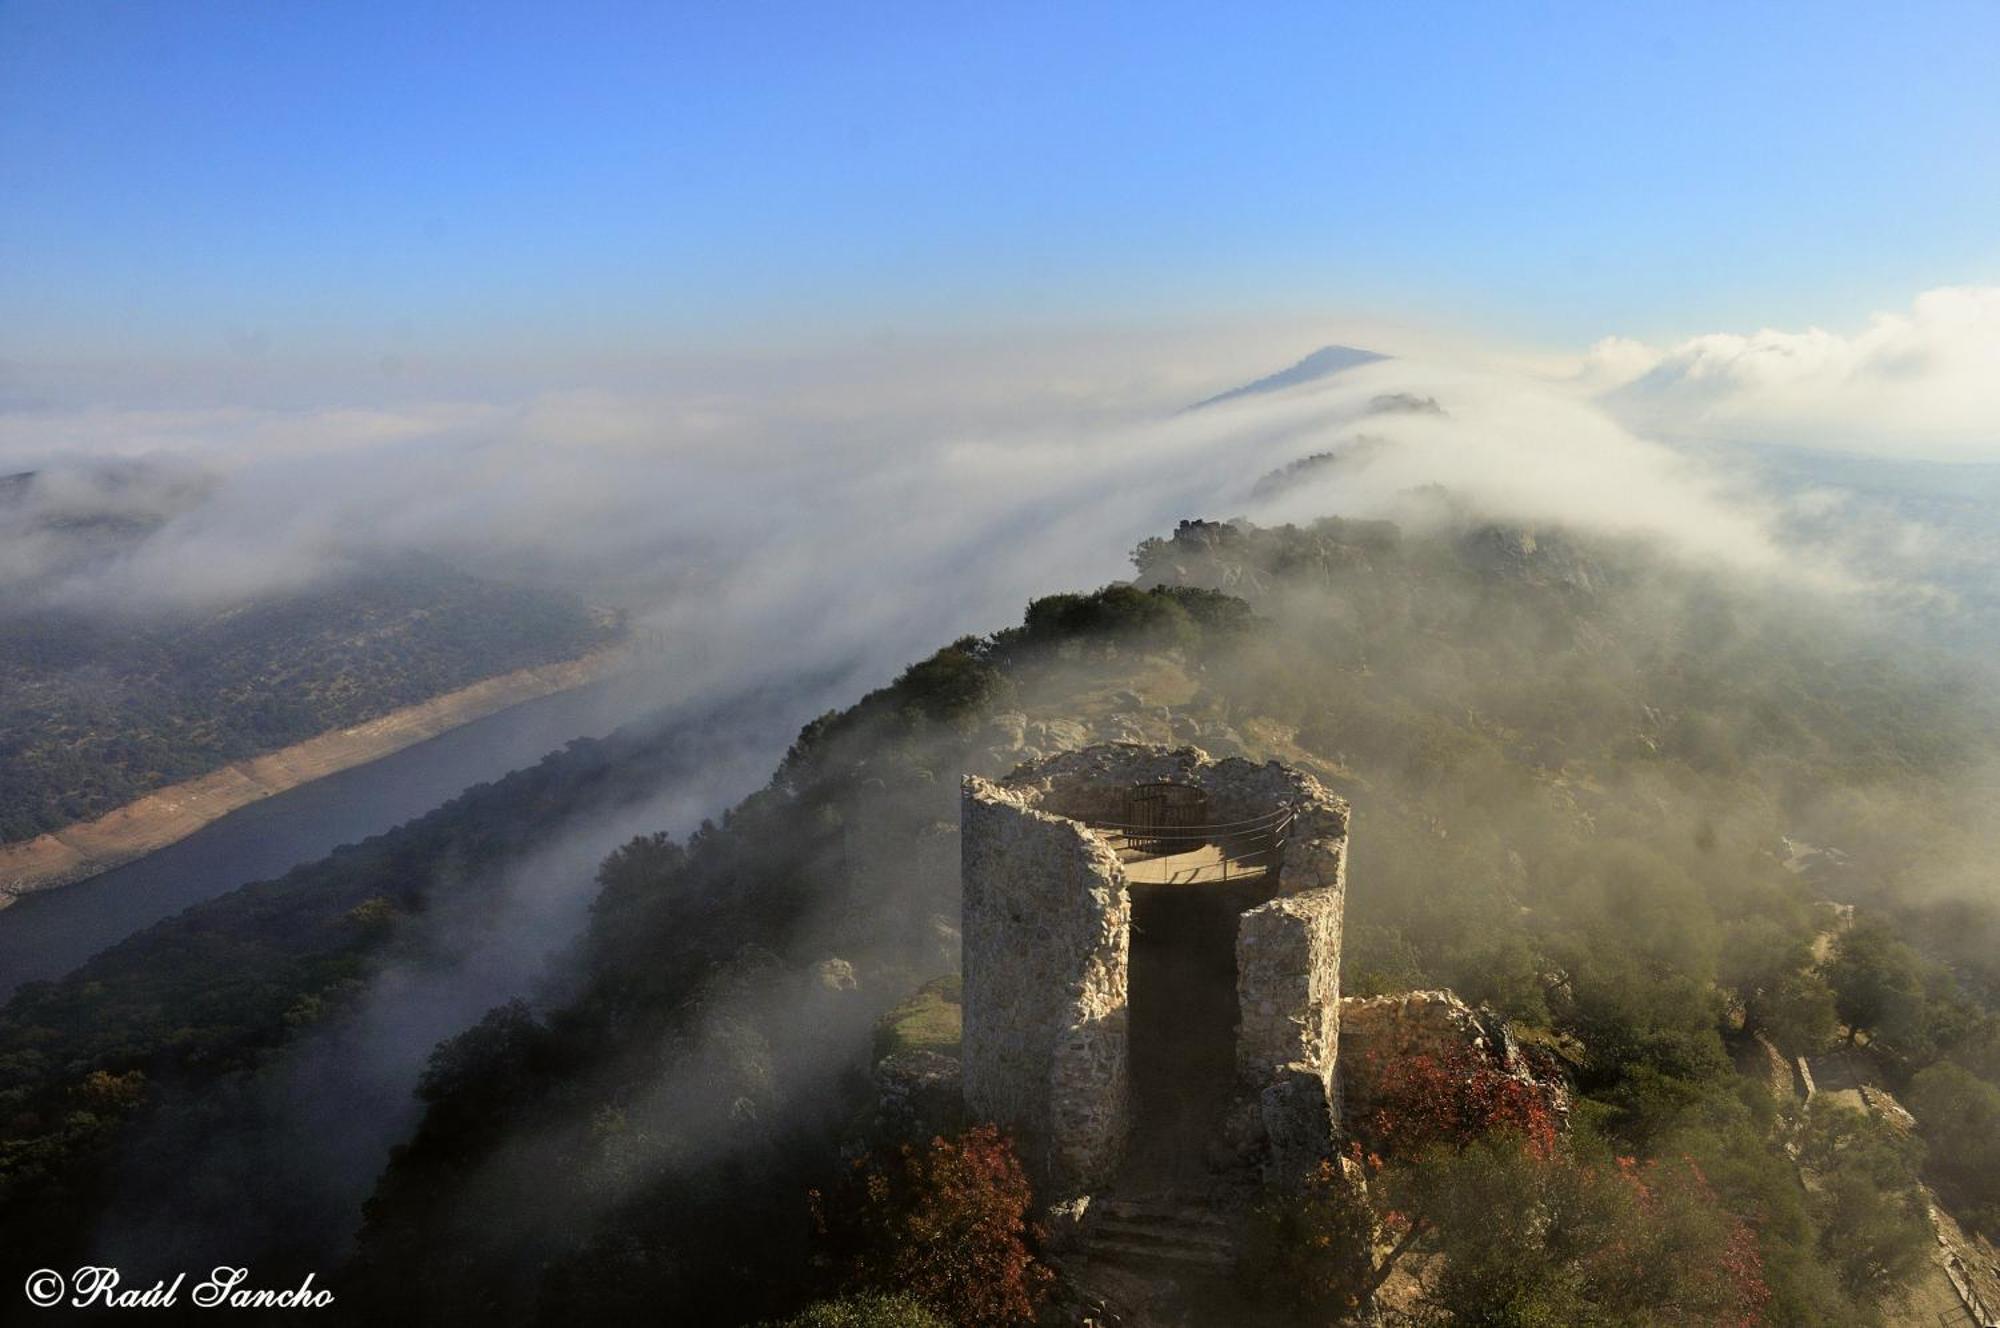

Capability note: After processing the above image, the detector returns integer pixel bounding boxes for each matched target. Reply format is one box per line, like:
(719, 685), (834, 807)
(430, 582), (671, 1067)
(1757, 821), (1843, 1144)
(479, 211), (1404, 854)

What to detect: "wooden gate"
(1125, 782), (1209, 856)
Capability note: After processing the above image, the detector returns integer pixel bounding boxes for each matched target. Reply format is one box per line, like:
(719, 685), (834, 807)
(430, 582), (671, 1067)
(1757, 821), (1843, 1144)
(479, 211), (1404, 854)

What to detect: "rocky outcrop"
(1132, 517), (1400, 598)
(1457, 525), (1603, 594)
(968, 713), (1103, 781)
(1338, 989), (1568, 1140)
(816, 958), (859, 992)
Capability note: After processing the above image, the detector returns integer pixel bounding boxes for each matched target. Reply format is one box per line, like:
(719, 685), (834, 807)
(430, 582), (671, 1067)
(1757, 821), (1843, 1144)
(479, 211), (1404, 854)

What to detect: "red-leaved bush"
(1589, 1154), (1771, 1328)
(810, 1124), (1052, 1328)
(1362, 1044), (1562, 1159)
(1249, 1042), (1768, 1325)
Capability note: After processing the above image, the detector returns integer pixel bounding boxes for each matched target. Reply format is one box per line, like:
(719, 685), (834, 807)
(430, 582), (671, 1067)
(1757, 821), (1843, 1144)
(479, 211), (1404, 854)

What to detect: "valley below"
(0, 658), (674, 997)
(0, 646), (627, 910)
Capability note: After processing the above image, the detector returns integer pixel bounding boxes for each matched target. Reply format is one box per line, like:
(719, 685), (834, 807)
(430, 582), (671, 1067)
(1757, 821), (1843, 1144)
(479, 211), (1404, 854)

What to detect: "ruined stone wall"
(1002, 745), (1213, 825)
(1275, 809), (1347, 898)
(961, 777), (1131, 1191)
(1229, 755), (1348, 1180)
(1005, 744), (1348, 847)
(1235, 884), (1344, 1178)
(962, 743), (1351, 1191)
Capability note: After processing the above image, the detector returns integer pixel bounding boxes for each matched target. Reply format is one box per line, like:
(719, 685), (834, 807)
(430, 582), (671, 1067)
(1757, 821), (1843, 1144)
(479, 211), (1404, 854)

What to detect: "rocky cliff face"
(1455, 524), (1606, 594)
(1132, 514), (1619, 606)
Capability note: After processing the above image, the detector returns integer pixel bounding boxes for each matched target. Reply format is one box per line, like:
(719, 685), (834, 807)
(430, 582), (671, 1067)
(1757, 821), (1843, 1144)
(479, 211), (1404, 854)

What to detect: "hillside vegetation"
(346, 517), (1999, 1325)
(3, 515), (1997, 1326)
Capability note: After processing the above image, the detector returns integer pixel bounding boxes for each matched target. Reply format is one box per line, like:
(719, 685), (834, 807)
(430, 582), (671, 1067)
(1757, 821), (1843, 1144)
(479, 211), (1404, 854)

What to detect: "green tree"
(1906, 1062), (2000, 1234)
(1797, 1105), (1932, 1301)
(1758, 970), (1840, 1058)
(1826, 923), (1927, 1048)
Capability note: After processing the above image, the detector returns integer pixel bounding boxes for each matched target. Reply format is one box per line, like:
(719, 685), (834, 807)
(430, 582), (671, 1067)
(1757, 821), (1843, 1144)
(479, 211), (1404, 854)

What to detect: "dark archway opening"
(1120, 877), (1271, 1193)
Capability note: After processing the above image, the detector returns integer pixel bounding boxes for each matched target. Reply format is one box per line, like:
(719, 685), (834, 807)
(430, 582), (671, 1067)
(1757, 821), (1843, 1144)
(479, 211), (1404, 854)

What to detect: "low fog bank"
(10, 314), (1969, 715)
(329, 507), (2000, 1322)
(84, 670), (841, 1275)
(1584, 284), (2000, 462)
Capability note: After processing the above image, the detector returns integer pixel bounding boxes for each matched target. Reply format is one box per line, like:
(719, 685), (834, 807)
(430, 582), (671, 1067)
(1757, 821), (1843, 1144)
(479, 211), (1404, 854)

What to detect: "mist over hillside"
(4, 316), (1999, 1326)
(1670, 440), (2000, 652)
(330, 513), (1998, 1323)
(8, 322), (1967, 712)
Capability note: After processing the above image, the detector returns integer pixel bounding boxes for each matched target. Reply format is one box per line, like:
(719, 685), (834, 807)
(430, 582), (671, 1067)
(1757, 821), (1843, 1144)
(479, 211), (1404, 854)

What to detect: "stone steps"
(1083, 1198), (1240, 1272)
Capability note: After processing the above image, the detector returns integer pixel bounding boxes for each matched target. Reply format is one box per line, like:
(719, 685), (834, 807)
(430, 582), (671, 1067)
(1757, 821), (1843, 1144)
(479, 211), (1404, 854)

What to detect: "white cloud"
(1584, 286), (2000, 458)
(0, 326), (1839, 707)
(1222, 357), (1794, 573)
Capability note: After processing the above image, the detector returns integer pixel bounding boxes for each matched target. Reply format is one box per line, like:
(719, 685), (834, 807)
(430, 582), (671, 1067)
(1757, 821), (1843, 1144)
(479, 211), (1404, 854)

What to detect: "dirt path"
(0, 648), (625, 909)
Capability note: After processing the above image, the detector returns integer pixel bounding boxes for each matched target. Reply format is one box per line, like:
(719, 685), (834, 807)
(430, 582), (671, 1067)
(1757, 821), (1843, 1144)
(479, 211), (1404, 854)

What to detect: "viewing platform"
(1089, 801), (1294, 886)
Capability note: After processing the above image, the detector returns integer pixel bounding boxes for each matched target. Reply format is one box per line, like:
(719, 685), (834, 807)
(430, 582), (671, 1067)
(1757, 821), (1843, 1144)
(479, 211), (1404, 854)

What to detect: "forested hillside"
(345, 517), (2000, 1325)
(4, 514), (1997, 1326)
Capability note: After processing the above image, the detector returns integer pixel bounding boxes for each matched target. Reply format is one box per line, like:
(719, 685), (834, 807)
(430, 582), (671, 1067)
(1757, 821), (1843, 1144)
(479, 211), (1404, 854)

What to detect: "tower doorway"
(1121, 877), (1269, 1192)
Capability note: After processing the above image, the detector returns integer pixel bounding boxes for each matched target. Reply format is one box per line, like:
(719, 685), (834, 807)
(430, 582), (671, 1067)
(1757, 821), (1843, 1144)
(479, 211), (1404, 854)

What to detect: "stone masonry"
(960, 781), (1132, 1188)
(961, 743), (1349, 1194)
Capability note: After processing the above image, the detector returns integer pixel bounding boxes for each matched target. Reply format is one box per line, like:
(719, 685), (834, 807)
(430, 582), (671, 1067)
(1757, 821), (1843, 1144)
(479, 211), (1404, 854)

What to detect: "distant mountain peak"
(1191, 344), (1389, 409)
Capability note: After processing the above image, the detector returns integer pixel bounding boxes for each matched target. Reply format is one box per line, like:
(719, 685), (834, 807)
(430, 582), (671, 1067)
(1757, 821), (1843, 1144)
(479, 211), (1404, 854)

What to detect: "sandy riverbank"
(0, 649), (626, 909)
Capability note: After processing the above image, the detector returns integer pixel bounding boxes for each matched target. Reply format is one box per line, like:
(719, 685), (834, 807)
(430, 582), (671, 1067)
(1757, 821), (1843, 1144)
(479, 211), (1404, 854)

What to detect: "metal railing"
(1090, 806), (1295, 886)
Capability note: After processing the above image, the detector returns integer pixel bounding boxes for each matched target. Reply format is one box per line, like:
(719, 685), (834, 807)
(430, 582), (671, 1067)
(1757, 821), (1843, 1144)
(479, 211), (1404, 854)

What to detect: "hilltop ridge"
(1189, 344), (1388, 409)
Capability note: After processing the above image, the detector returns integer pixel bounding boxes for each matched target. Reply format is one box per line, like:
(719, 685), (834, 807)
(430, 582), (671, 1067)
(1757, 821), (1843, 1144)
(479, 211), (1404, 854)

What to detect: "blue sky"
(4, 2), (1998, 363)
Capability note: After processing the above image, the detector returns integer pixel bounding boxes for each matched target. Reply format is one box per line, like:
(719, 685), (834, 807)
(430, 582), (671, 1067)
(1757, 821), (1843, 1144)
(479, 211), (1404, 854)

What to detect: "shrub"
(891, 642), (1005, 724)
(810, 1125), (1052, 1328)
(1019, 585), (1197, 651)
(1360, 1043), (1562, 1160)
(1389, 1143), (1770, 1327)
(1239, 1158), (1379, 1319)
(1906, 1062), (2000, 1235)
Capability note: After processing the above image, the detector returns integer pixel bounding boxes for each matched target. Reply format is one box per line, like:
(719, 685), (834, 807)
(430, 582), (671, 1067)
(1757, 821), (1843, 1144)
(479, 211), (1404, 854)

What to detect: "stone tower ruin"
(960, 744), (1348, 1196)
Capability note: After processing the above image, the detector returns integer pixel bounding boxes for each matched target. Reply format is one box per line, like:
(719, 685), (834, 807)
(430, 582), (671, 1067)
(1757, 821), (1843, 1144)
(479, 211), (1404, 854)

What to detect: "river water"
(0, 675), (662, 998)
